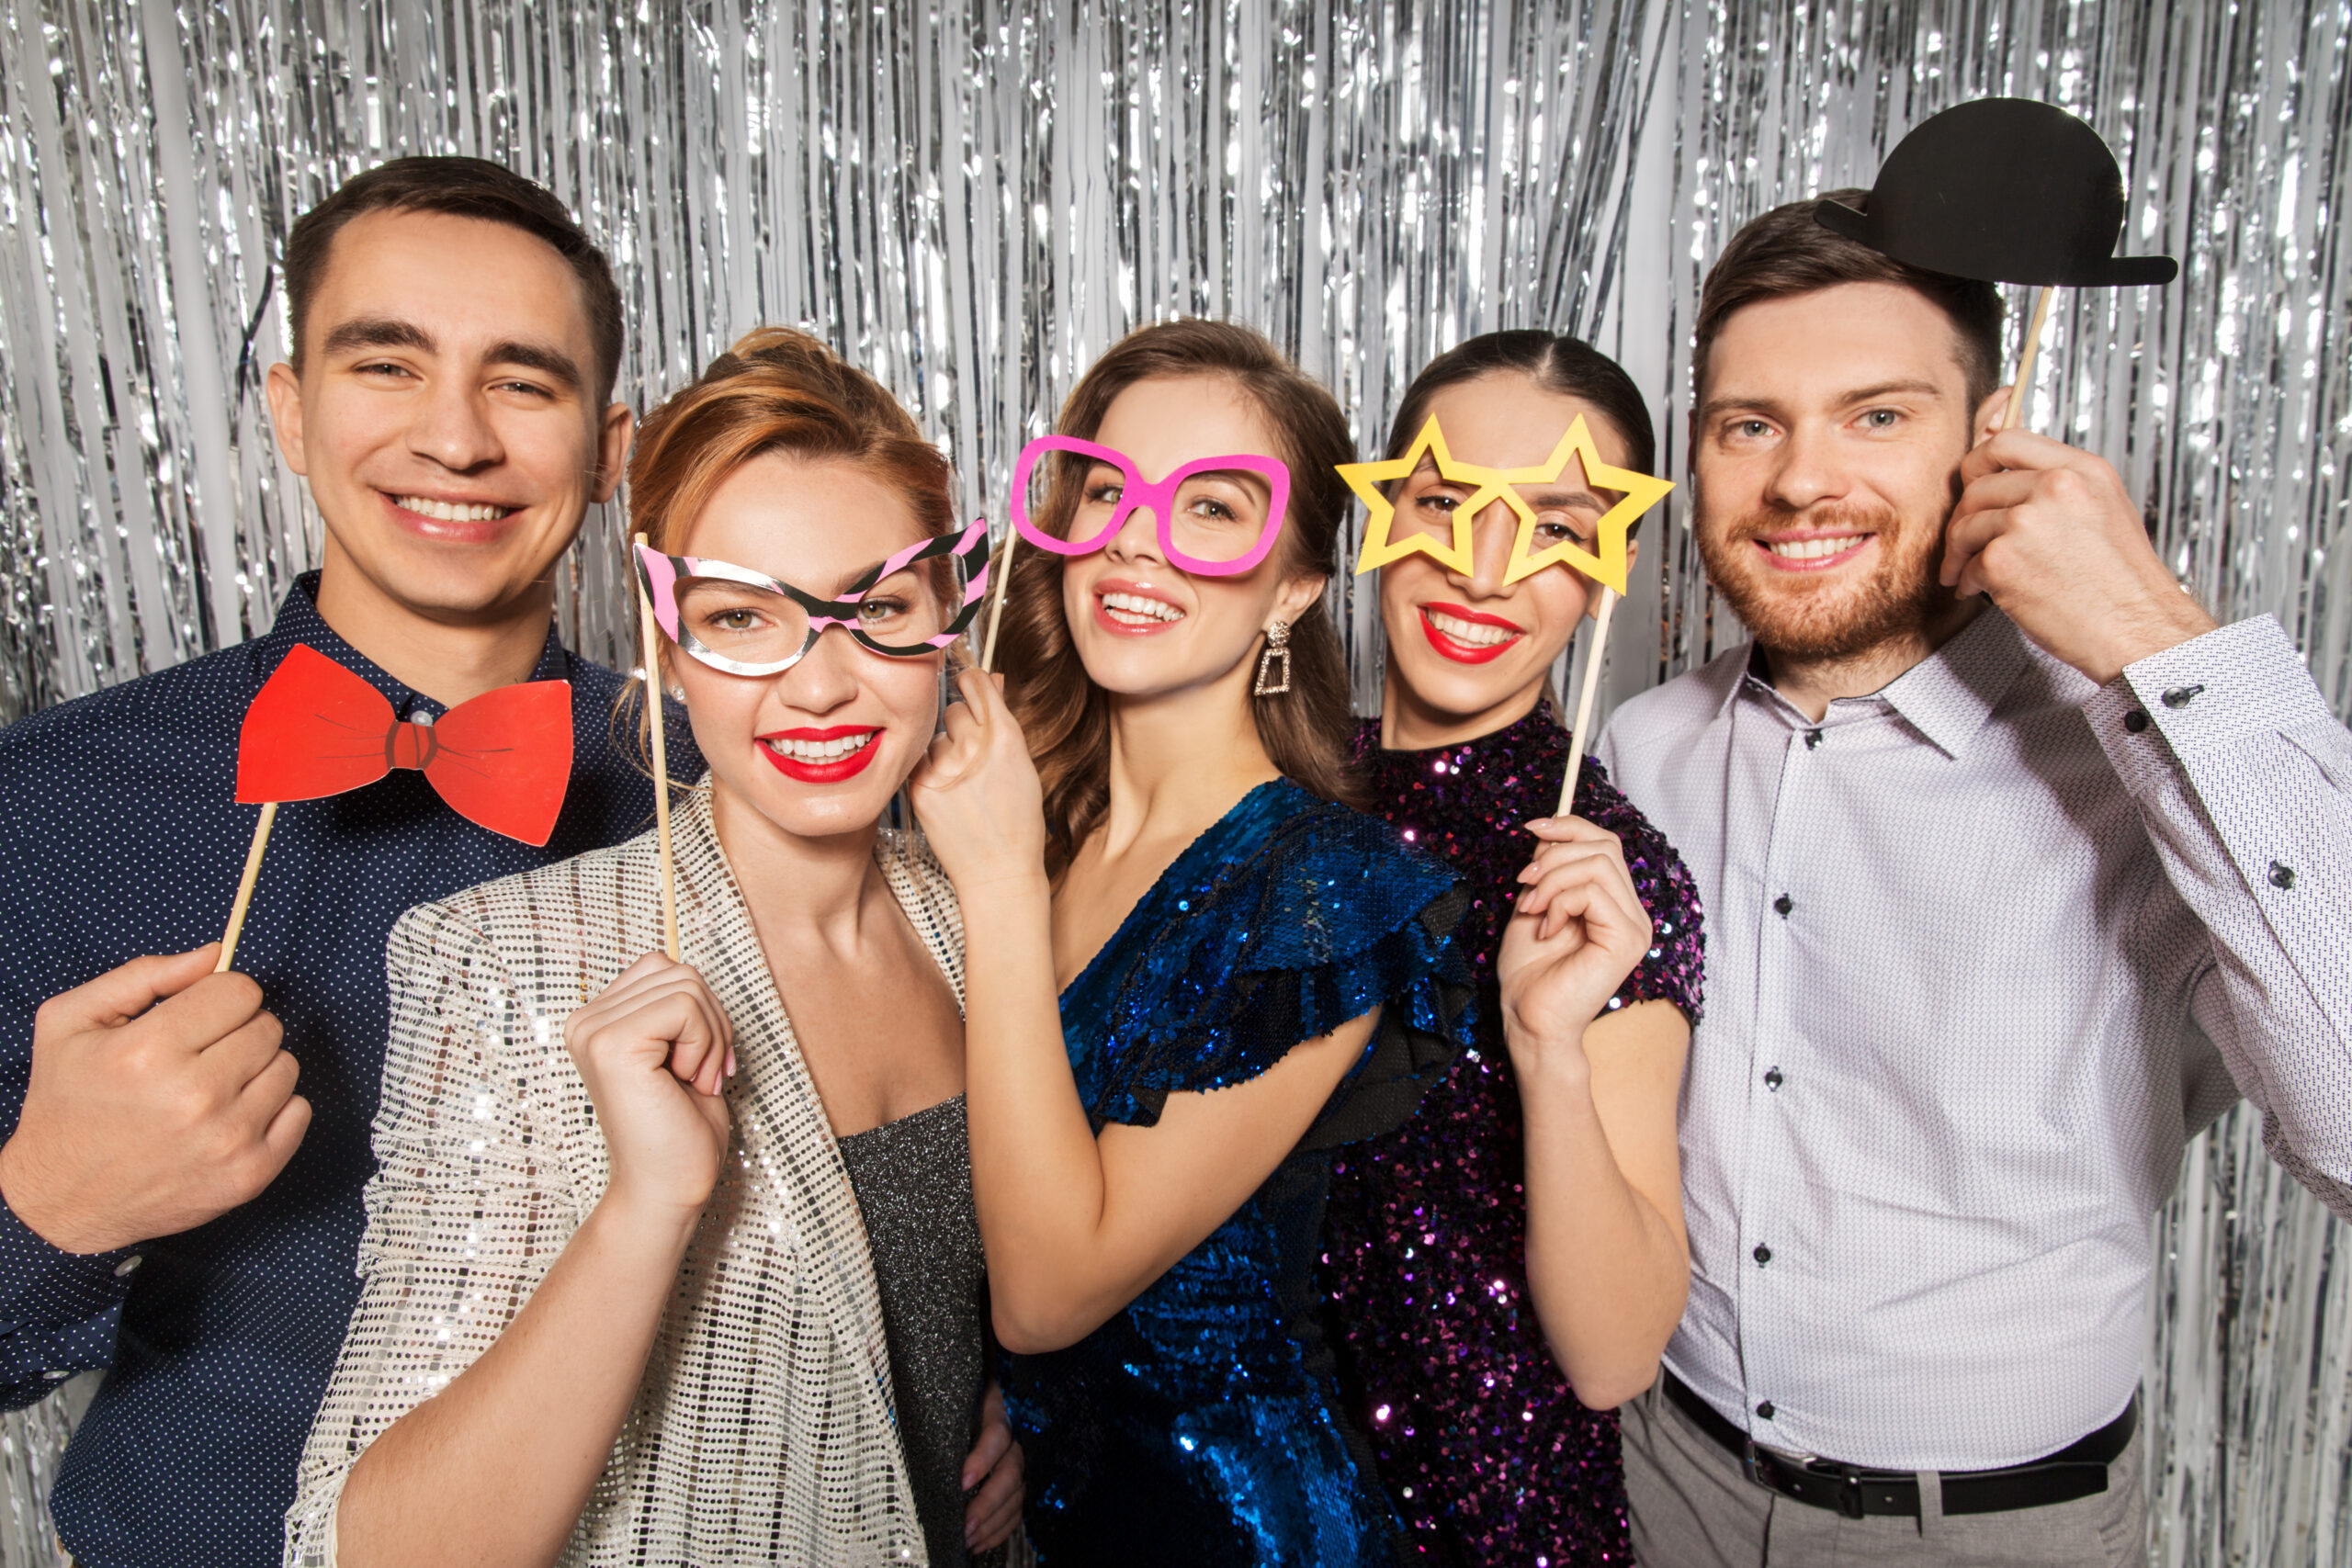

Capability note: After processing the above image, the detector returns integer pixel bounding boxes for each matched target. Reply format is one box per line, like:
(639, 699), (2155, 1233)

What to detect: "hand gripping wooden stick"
(215, 801), (277, 971)
(634, 533), (680, 962)
(1559, 585), (1620, 816)
(1998, 286), (2056, 434)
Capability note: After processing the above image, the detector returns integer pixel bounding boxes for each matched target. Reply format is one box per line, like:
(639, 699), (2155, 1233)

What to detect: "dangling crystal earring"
(1253, 620), (1293, 696)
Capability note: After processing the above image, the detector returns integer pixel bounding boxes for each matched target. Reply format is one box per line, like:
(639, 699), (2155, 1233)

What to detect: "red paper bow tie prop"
(237, 642), (574, 845)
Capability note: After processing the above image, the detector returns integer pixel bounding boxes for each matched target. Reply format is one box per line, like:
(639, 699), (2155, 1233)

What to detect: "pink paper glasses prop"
(1008, 435), (1293, 577)
(635, 518), (991, 678)
(630, 519), (989, 959)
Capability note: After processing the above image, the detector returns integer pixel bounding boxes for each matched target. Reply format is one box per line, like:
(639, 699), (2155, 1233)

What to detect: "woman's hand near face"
(338, 954), (741, 1568)
(1497, 817), (1654, 1084)
(908, 668), (1050, 894)
(563, 953), (735, 1220)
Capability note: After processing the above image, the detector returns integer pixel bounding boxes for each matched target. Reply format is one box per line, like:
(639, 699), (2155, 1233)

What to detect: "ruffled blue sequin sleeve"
(1078, 791), (1474, 1134)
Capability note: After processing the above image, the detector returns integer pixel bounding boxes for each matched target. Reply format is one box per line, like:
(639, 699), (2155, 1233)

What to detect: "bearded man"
(1598, 194), (2352, 1567)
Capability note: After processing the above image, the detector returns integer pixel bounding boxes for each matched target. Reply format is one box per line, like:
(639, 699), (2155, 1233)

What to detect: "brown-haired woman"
(909, 320), (1471, 1564)
(1321, 331), (1703, 1564)
(287, 329), (1023, 1567)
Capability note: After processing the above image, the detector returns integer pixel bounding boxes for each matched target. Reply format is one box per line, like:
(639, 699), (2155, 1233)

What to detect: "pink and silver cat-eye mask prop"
(1010, 434), (1293, 577)
(635, 518), (990, 677)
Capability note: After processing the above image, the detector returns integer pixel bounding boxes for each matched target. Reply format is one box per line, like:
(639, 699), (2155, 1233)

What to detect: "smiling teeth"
(1427, 609), (1519, 647)
(763, 732), (875, 762)
(1102, 592), (1183, 626)
(1768, 536), (1860, 560)
(396, 496), (514, 524)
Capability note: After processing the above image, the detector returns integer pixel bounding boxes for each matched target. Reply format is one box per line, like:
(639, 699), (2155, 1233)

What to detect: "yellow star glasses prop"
(1338, 413), (1675, 594)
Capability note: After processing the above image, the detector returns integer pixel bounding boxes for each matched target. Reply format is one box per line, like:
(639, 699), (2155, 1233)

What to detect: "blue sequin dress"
(1001, 781), (1473, 1567)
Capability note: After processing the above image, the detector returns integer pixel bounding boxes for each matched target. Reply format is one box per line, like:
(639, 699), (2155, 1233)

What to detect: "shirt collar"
(1724, 605), (2032, 759)
(259, 571), (571, 719)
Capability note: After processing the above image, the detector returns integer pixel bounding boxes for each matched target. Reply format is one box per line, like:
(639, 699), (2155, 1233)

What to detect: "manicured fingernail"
(726, 1049), (738, 1078)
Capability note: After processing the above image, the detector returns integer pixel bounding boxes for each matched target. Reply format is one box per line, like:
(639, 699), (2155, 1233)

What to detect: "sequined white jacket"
(285, 784), (958, 1565)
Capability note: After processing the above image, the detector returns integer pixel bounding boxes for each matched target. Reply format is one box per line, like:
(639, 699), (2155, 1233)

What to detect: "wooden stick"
(1999, 285), (2056, 433)
(1559, 586), (1619, 815)
(979, 528), (1018, 674)
(216, 801), (277, 972)
(634, 533), (680, 963)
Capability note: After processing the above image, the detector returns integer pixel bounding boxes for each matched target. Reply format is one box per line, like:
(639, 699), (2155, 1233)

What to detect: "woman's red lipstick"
(1419, 604), (1523, 665)
(758, 725), (882, 784)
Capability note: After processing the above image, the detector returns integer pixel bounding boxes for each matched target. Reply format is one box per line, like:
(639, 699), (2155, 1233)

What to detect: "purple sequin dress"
(1323, 706), (1705, 1567)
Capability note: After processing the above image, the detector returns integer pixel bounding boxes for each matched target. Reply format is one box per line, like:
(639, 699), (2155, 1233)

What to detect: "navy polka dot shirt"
(0, 575), (699, 1567)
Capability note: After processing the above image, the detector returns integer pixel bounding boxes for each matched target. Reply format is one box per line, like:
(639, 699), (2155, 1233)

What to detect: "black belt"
(1662, 1371), (2135, 1520)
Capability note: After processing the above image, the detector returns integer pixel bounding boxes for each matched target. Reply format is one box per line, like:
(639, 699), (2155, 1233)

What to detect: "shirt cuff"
(0, 1189), (140, 1327)
(2083, 615), (2335, 795)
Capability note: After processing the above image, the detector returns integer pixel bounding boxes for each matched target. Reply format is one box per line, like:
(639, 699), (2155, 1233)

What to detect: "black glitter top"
(1323, 705), (1705, 1566)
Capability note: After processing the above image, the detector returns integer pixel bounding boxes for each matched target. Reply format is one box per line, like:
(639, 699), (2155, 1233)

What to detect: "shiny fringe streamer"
(0, 2), (2346, 1564)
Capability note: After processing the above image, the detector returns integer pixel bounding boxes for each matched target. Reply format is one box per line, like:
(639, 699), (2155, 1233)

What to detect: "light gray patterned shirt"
(1598, 607), (2352, 1472)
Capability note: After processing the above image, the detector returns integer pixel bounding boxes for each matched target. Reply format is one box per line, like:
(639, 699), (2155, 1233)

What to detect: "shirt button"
(113, 1255), (142, 1278)
(2270, 862), (2297, 890)
(1764, 1066), (1784, 1090)
(1753, 1244), (1772, 1266)
(1772, 894), (1794, 918)
(1756, 1401), (1776, 1421)
(2162, 684), (2205, 709)
(1804, 728), (1824, 750)
(2124, 709), (2150, 734)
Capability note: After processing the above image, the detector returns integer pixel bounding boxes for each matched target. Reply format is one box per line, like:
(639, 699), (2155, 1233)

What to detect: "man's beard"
(1697, 501), (1958, 661)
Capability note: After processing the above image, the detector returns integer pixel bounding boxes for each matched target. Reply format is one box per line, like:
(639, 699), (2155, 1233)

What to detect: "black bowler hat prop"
(1820, 98), (2177, 434)
(1815, 98), (2177, 288)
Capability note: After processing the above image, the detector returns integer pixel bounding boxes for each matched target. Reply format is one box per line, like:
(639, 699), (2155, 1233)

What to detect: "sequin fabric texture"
(1323, 709), (1705, 1566)
(287, 785), (949, 1565)
(1001, 781), (1473, 1568)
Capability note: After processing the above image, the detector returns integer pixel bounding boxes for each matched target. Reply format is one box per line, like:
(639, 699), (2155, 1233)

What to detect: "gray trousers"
(1621, 1380), (2145, 1567)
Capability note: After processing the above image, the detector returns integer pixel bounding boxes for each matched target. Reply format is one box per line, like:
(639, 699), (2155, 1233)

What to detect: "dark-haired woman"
(1319, 331), (1705, 1564)
(910, 320), (1470, 1565)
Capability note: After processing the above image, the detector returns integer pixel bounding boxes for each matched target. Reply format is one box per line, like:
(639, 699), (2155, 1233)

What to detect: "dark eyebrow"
(1521, 486), (1609, 512)
(321, 316), (435, 358)
(483, 340), (583, 393)
(1181, 466), (1274, 500)
(319, 317), (580, 393)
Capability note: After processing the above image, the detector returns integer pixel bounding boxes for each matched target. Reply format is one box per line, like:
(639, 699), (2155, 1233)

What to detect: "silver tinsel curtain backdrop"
(1, 0), (2346, 1562)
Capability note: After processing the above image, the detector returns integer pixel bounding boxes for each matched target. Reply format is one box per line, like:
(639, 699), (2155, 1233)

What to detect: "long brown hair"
(994, 320), (1357, 875)
(616, 326), (956, 766)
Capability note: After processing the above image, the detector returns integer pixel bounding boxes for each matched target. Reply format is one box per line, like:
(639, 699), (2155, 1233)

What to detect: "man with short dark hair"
(1601, 192), (2352, 1565)
(0, 157), (693, 1567)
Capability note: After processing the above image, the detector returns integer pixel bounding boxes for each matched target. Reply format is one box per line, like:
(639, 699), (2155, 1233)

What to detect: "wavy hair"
(993, 320), (1357, 876)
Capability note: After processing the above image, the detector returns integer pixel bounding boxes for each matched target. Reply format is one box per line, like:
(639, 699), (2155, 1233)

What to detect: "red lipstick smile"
(758, 725), (882, 784)
(1419, 603), (1524, 665)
